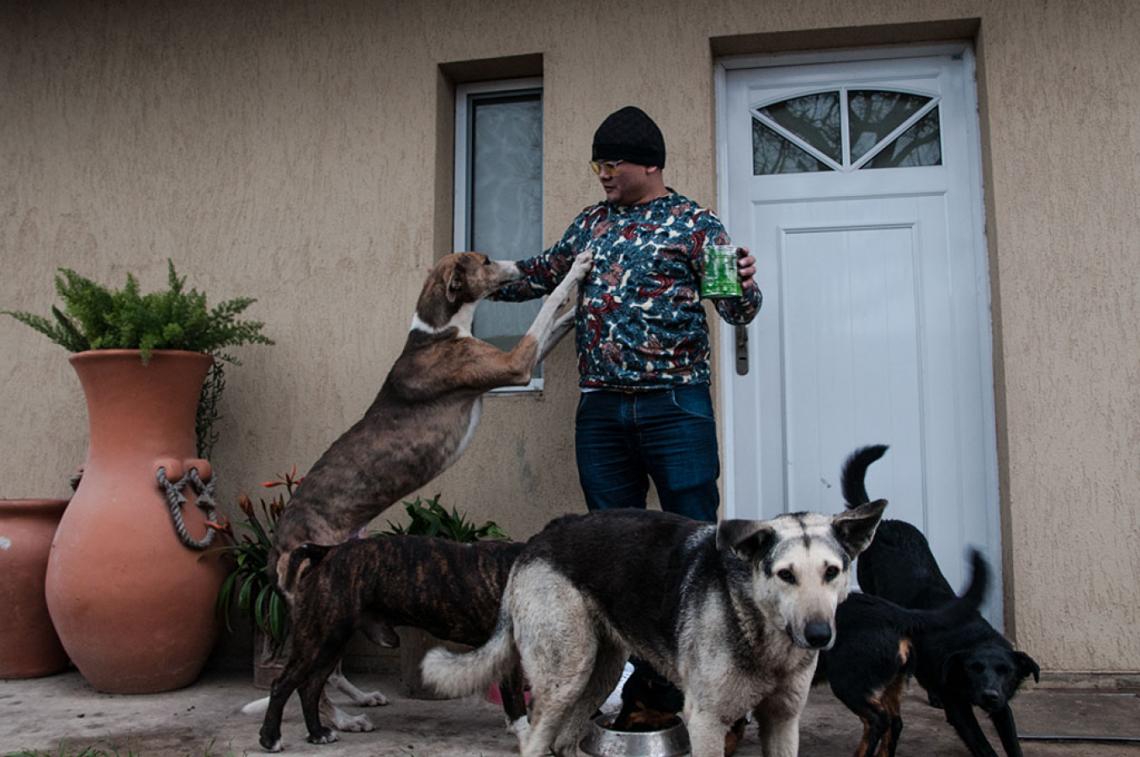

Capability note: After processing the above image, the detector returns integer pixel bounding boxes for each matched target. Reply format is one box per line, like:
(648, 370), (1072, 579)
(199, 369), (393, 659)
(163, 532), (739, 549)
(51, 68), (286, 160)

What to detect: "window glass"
(759, 92), (842, 163)
(848, 90), (933, 162)
(865, 107), (942, 169)
(753, 119), (830, 175)
(752, 88), (942, 174)
(462, 90), (544, 379)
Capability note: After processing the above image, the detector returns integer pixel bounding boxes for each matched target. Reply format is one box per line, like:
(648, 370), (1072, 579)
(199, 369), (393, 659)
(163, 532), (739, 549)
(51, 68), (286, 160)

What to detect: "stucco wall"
(2, 0), (1137, 674)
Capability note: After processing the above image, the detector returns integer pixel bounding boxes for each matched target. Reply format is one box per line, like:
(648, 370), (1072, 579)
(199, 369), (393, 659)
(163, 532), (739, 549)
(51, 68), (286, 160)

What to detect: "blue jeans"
(574, 384), (720, 523)
(575, 384), (720, 716)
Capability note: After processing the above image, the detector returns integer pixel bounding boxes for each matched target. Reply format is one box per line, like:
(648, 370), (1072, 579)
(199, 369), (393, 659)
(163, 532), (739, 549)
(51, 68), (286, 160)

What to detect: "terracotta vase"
(45, 350), (228, 694)
(0, 498), (70, 678)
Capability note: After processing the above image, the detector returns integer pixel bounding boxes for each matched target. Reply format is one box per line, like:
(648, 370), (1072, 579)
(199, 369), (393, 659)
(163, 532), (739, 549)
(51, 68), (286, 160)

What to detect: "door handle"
(735, 325), (749, 375)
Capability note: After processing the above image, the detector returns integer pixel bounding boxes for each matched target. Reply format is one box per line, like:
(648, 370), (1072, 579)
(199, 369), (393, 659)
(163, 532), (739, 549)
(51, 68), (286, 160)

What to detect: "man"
(493, 105), (762, 723)
(496, 105), (760, 517)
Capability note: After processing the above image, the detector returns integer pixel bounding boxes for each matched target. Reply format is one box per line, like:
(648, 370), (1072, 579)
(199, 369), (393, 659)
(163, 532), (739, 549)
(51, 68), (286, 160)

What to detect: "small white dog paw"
(333, 712), (374, 732)
(570, 251), (594, 279)
(307, 729), (340, 745)
(354, 690), (389, 707)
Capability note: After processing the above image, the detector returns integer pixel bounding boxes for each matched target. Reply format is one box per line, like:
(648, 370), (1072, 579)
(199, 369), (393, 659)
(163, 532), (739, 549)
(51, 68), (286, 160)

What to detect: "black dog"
(258, 535), (525, 751)
(816, 548), (989, 757)
(842, 445), (1040, 757)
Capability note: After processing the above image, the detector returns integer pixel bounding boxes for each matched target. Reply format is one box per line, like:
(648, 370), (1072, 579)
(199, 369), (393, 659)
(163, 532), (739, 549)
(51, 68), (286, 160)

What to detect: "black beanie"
(592, 106), (666, 169)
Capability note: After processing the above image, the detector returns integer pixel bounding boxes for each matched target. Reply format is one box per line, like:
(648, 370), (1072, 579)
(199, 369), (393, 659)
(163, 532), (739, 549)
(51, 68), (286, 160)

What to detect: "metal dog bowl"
(579, 715), (691, 757)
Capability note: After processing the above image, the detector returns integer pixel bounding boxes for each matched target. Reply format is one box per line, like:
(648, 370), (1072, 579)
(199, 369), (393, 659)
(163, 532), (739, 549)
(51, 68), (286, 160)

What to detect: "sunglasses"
(589, 159), (625, 175)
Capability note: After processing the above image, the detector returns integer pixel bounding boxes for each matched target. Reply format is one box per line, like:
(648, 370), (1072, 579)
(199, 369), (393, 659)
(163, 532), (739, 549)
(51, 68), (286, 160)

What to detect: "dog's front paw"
(307, 727), (340, 745)
(258, 735), (283, 753)
(354, 690), (389, 707)
(569, 251), (593, 281)
(332, 711), (375, 732)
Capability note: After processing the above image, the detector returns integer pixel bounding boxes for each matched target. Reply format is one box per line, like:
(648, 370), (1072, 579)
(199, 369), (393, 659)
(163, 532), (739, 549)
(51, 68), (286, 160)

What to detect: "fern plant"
(2, 260), (273, 363)
(385, 494), (508, 542)
(3, 260), (272, 456)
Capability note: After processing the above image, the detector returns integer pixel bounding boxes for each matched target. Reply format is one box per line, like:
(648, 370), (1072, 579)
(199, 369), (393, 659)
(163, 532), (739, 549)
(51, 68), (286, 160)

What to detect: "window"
(752, 88), (941, 175)
(454, 79), (544, 389)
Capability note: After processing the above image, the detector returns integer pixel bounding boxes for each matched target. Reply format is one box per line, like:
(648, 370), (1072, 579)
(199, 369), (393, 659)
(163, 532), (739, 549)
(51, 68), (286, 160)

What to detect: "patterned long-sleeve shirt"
(495, 190), (762, 389)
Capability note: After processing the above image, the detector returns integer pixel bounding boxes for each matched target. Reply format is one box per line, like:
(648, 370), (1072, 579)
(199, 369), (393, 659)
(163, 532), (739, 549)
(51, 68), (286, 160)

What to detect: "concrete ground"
(2, 669), (1139, 756)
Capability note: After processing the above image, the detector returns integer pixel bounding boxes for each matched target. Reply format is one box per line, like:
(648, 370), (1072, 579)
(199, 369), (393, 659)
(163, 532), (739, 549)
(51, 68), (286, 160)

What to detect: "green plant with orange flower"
(211, 466), (303, 647)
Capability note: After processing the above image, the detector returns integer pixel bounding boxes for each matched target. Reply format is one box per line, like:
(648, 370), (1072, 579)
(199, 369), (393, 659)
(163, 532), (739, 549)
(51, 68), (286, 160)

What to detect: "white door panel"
(718, 48), (1000, 619)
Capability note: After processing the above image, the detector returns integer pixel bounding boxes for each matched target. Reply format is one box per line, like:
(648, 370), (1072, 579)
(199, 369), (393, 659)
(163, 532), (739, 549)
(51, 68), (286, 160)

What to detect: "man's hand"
(736, 248), (757, 290)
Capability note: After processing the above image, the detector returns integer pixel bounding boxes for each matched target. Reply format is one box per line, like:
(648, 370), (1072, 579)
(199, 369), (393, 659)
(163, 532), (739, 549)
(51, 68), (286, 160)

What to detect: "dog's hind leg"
(258, 680), (294, 752)
(258, 642), (344, 750)
(512, 568), (596, 757)
(852, 706), (890, 757)
(880, 675), (906, 757)
(301, 629), (366, 743)
(300, 682), (339, 744)
(519, 643), (596, 757)
(328, 659), (389, 707)
(498, 662), (530, 745)
(550, 640), (628, 756)
(318, 688), (375, 734)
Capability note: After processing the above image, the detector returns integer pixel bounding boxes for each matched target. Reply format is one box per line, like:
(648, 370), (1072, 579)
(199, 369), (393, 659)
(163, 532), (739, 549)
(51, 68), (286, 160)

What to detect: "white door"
(717, 47), (1001, 616)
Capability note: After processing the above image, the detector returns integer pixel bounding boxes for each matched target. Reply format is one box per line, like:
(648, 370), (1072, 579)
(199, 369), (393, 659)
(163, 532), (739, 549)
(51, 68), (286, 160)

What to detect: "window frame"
(453, 77), (545, 393)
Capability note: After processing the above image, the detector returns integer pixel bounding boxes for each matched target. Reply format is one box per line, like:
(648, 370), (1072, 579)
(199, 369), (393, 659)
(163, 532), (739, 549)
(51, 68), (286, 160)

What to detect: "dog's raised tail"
(883, 547), (990, 632)
(841, 444), (889, 508)
(958, 548), (990, 614)
(421, 608), (515, 698)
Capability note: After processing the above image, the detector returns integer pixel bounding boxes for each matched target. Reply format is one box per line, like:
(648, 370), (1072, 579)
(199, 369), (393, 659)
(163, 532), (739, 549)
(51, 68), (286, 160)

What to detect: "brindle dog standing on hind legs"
(243, 249), (592, 738)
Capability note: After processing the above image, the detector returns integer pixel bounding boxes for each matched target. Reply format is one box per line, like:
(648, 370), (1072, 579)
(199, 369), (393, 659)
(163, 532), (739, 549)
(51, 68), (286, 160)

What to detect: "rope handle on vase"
(156, 460), (220, 551)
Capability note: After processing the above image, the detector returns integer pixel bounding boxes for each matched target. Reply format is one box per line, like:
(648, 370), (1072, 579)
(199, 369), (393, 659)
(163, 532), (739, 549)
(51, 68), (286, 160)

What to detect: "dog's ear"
(717, 519), (778, 562)
(445, 261), (466, 303)
(1015, 651), (1040, 683)
(832, 498), (887, 559)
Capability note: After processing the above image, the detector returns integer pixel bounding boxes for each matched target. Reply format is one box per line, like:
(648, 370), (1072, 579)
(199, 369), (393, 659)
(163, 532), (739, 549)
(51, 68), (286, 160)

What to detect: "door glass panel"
(752, 119), (830, 175)
(759, 92), (841, 162)
(865, 107), (942, 169)
(848, 90), (933, 162)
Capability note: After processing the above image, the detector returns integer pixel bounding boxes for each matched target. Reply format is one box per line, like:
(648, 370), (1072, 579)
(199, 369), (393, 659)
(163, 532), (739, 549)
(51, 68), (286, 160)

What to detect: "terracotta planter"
(45, 350), (228, 694)
(0, 498), (70, 678)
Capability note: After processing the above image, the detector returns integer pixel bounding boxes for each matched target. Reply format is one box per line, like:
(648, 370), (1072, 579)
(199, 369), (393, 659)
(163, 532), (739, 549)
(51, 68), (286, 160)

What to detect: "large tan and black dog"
(249, 249), (591, 732)
(258, 535), (525, 751)
(423, 500), (888, 757)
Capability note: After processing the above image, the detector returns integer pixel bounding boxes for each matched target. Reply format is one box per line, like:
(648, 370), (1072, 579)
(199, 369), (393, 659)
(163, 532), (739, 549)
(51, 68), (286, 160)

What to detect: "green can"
(700, 244), (743, 299)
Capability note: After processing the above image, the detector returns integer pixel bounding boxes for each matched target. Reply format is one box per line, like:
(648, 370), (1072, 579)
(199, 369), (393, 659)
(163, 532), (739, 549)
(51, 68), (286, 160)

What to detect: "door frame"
(713, 43), (999, 547)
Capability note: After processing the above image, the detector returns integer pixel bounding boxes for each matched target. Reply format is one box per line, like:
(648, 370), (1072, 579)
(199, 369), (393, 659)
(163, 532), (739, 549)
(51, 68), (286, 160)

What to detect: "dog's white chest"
(446, 397), (482, 467)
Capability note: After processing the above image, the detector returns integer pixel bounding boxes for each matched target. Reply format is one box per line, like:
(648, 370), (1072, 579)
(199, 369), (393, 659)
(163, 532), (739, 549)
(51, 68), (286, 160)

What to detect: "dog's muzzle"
(803, 620), (833, 649)
(979, 688), (1007, 712)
